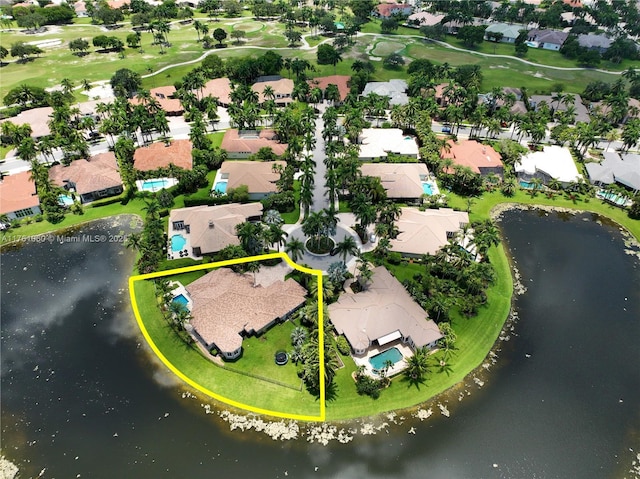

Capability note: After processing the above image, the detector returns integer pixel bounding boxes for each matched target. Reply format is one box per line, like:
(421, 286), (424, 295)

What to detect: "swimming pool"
(519, 180), (540, 189)
(369, 347), (403, 371)
(214, 181), (228, 194)
(170, 234), (187, 252)
(58, 194), (74, 206)
(173, 294), (189, 307)
(141, 179), (171, 191)
(422, 182), (434, 195)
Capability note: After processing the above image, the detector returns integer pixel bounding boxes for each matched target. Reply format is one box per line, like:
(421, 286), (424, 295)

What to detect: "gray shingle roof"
(585, 151), (640, 191)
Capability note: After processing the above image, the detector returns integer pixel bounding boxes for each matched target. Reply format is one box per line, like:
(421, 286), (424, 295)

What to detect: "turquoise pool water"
(519, 180), (540, 189)
(422, 182), (434, 195)
(141, 179), (170, 191)
(170, 234), (187, 252)
(173, 294), (188, 306)
(58, 195), (74, 206)
(334, 21), (345, 29)
(598, 190), (628, 206)
(369, 347), (403, 370)
(214, 181), (228, 194)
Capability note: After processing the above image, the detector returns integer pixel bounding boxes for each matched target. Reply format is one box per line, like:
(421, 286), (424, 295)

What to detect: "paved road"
(310, 103), (330, 213)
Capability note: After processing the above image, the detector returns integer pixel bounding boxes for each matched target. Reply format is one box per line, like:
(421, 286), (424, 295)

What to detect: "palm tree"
(404, 346), (432, 386)
(291, 326), (307, 348)
(245, 261), (261, 287)
(235, 221), (264, 255)
(267, 223), (288, 252)
(334, 235), (359, 264)
(285, 237), (305, 263)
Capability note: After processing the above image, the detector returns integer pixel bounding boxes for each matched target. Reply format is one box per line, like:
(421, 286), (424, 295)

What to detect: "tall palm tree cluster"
(127, 198), (166, 273)
(401, 221), (499, 322)
(234, 212), (288, 257)
(97, 94), (170, 148)
(154, 278), (193, 343)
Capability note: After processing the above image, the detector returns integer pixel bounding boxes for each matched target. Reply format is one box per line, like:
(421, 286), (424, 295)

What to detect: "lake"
(1, 211), (639, 478)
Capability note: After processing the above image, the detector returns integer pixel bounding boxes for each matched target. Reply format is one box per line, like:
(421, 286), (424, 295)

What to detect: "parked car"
(441, 125), (451, 133)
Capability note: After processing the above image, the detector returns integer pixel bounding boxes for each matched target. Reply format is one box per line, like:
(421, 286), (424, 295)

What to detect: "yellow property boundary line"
(129, 252), (326, 422)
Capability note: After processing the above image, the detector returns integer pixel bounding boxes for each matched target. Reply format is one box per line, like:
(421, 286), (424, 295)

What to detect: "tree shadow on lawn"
(397, 374), (428, 390)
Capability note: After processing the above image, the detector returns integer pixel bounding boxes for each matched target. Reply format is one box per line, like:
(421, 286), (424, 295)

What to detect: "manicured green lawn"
(0, 197), (147, 246)
(133, 279), (321, 417)
(0, 145), (12, 160)
(207, 131), (225, 148)
(447, 189), (640, 240)
(228, 319), (303, 389)
(281, 180), (301, 224)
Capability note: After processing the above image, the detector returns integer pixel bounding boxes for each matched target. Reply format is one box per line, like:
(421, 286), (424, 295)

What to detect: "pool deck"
(352, 340), (413, 378)
(169, 281), (192, 310)
(167, 228), (200, 261)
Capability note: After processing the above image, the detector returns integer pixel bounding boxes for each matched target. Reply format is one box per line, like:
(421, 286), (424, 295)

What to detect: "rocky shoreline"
(0, 456), (18, 479)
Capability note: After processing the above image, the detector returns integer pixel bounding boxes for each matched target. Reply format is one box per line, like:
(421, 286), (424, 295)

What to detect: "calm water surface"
(1, 212), (639, 478)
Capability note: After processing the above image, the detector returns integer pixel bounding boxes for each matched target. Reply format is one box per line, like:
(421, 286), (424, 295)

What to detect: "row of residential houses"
(3, 127), (639, 222)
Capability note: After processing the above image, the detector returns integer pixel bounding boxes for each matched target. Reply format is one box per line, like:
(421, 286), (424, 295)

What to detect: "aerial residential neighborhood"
(1, 0), (640, 474)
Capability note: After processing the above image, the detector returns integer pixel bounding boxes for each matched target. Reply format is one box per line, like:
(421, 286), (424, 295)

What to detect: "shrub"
(336, 336), (350, 355)
(387, 251), (402, 265)
(355, 373), (382, 399)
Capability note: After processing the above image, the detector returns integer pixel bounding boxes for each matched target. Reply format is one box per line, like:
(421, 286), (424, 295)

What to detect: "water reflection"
(1, 212), (639, 479)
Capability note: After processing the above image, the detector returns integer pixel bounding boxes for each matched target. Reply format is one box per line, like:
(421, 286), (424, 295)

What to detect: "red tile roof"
(133, 140), (193, 172)
(48, 152), (122, 195)
(131, 86), (183, 115)
(308, 75), (351, 101)
(375, 3), (411, 18)
(0, 171), (40, 215)
(221, 129), (287, 157)
(202, 78), (232, 105)
(441, 140), (503, 174)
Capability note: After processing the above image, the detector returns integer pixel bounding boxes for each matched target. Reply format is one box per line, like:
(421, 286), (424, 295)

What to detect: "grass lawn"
(0, 196), (147, 246)
(227, 319), (303, 389)
(281, 180), (301, 224)
(446, 189), (640, 240)
(0, 145), (13, 160)
(133, 279), (321, 417)
(207, 131), (225, 148)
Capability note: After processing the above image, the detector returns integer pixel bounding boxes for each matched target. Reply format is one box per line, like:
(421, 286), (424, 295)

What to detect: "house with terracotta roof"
(407, 11), (445, 27)
(186, 267), (307, 359)
(0, 171), (41, 221)
(220, 129), (287, 159)
(133, 140), (193, 172)
(132, 86), (183, 116)
(389, 207), (469, 257)
(107, 0), (129, 9)
(252, 77), (294, 106)
(73, 0), (87, 16)
(217, 160), (284, 200)
(169, 203), (263, 257)
(373, 3), (412, 18)
(48, 152), (123, 203)
(359, 163), (432, 202)
(308, 75), (351, 103)
(357, 129), (419, 160)
(441, 139), (504, 178)
(0, 106), (53, 139)
(329, 266), (442, 357)
(202, 77), (232, 107)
